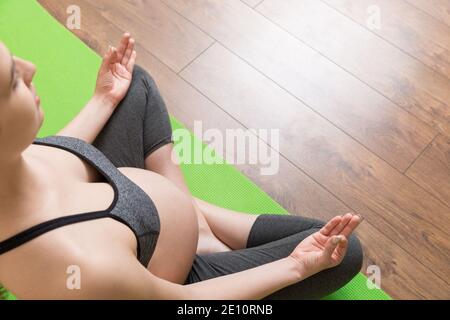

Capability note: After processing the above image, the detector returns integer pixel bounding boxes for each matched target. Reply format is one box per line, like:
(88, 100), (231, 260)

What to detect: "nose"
(22, 61), (36, 87)
(14, 57), (36, 87)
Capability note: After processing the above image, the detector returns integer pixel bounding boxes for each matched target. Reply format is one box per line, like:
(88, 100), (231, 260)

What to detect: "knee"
(312, 234), (363, 299)
(132, 64), (157, 89)
(341, 234), (364, 277)
(312, 219), (363, 276)
(133, 64), (149, 79)
(131, 64), (166, 105)
(303, 218), (363, 276)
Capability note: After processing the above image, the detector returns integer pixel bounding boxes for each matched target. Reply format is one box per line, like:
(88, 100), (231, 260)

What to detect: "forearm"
(184, 257), (303, 300)
(57, 95), (115, 144)
(78, 255), (303, 300)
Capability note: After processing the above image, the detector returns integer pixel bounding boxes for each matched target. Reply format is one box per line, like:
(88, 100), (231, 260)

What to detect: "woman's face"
(0, 42), (44, 156)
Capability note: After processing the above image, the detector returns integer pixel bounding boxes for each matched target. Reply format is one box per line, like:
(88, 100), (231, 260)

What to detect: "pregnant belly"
(118, 168), (199, 284)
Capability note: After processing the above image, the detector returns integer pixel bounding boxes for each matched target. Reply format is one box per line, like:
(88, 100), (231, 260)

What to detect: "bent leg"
(246, 214), (324, 248)
(93, 65), (161, 168)
(120, 67), (231, 254)
(194, 198), (259, 250)
(186, 214), (363, 300)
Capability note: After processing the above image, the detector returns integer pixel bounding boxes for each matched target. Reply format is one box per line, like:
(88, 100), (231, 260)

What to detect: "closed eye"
(12, 71), (19, 90)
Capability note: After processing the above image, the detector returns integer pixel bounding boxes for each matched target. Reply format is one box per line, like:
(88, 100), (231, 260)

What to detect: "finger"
(320, 216), (342, 236)
(117, 33), (131, 62)
(335, 236), (349, 263)
(109, 47), (119, 65)
(126, 50), (137, 73)
(103, 45), (113, 60)
(322, 235), (342, 260)
(339, 214), (363, 238)
(99, 45), (113, 71)
(122, 38), (135, 66)
(330, 213), (353, 236)
(117, 33), (131, 61)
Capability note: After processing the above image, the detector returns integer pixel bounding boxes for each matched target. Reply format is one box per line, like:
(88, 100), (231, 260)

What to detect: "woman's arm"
(57, 95), (116, 144)
(25, 215), (359, 299)
(57, 33), (137, 144)
(60, 254), (302, 300)
(185, 257), (301, 300)
(71, 216), (359, 300)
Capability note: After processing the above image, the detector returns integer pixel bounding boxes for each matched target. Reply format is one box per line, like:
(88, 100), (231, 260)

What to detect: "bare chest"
(0, 144), (133, 252)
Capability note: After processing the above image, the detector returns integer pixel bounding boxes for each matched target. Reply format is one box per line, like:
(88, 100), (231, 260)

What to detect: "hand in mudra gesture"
(290, 213), (363, 278)
(94, 33), (137, 107)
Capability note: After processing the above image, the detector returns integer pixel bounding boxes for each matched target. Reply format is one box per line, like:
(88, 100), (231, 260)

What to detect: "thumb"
(103, 46), (113, 62)
(322, 236), (342, 261)
(100, 46), (117, 70)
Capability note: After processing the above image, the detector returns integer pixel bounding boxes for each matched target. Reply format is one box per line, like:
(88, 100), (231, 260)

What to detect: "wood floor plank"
(76, 0), (214, 73)
(406, 0), (450, 28)
(255, 0), (450, 138)
(354, 222), (449, 299)
(321, 0), (450, 80)
(406, 135), (450, 207)
(180, 42), (450, 286)
(163, 0), (437, 173)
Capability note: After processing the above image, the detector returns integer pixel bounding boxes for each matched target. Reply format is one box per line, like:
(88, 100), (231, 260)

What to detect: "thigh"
(140, 66), (173, 159)
(246, 214), (325, 247)
(93, 67), (148, 168)
(93, 65), (173, 168)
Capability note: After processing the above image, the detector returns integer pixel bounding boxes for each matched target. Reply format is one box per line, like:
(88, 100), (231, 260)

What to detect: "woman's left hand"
(289, 213), (363, 279)
(94, 33), (137, 108)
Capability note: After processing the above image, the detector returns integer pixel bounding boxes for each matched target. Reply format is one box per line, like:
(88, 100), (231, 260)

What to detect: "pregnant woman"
(0, 34), (363, 300)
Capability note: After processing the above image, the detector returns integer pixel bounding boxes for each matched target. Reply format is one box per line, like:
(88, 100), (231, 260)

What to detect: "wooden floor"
(38, 0), (450, 299)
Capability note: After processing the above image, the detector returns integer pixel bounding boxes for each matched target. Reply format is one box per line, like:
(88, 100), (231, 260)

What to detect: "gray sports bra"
(0, 136), (160, 267)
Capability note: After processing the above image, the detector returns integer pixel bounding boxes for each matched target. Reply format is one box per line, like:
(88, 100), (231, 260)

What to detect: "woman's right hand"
(94, 33), (137, 108)
(289, 213), (363, 279)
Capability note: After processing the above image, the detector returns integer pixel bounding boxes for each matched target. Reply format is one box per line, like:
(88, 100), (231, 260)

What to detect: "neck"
(0, 152), (41, 202)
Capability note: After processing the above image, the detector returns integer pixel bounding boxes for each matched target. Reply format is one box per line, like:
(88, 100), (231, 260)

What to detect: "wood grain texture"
(181, 42), (450, 286)
(406, 135), (450, 207)
(255, 0), (450, 137)
(406, 0), (450, 27)
(321, 0), (450, 81)
(77, 0), (214, 73)
(163, 0), (437, 173)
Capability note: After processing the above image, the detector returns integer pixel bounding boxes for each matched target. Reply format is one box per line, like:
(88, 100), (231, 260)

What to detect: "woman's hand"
(94, 33), (137, 108)
(289, 213), (363, 279)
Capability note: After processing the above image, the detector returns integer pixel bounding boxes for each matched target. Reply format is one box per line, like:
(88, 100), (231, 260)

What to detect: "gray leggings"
(93, 65), (364, 300)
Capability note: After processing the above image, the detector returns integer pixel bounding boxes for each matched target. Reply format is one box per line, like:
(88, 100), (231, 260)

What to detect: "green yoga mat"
(0, 0), (390, 300)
